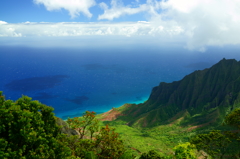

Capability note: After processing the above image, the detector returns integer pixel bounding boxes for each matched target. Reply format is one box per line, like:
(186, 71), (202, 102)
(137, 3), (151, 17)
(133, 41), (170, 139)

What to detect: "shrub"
(173, 142), (197, 159)
(0, 91), (71, 158)
(139, 150), (163, 159)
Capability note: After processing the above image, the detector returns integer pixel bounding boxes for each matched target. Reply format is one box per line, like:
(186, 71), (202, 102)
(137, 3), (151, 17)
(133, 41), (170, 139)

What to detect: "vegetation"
(190, 130), (231, 158)
(173, 142), (197, 159)
(139, 150), (163, 159)
(0, 92), (133, 159)
(63, 111), (129, 158)
(225, 108), (240, 130)
(190, 108), (240, 159)
(2, 91), (237, 158)
(0, 91), (71, 158)
(1, 59), (240, 158)
(113, 58), (240, 128)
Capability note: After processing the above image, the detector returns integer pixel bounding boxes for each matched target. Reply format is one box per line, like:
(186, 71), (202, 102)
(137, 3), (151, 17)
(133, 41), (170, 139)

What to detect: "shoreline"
(57, 96), (149, 120)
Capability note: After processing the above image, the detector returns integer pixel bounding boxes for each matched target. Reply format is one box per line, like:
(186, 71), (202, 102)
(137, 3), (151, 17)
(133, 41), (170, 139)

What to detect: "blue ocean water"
(1, 45), (240, 119)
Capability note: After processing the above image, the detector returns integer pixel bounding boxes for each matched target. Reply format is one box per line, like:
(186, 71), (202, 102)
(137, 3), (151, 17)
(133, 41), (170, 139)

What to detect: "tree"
(173, 142), (197, 159)
(190, 130), (231, 159)
(67, 111), (99, 140)
(224, 108), (240, 156)
(225, 108), (240, 130)
(95, 124), (126, 158)
(65, 111), (129, 159)
(0, 91), (71, 158)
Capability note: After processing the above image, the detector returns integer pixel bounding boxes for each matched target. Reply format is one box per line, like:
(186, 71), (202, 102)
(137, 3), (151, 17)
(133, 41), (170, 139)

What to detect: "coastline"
(58, 96), (149, 120)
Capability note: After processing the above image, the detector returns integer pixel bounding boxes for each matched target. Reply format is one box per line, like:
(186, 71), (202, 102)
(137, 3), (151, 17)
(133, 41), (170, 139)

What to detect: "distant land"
(100, 58), (240, 128)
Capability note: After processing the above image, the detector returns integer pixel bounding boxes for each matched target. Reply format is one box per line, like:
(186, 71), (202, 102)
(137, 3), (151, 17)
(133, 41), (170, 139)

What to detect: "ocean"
(1, 45), (240, 119)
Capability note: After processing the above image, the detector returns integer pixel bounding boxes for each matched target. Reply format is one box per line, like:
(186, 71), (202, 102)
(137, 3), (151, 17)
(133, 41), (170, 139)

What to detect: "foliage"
(190, 108), (240, 159)
(102, 105), (240, 158)
(173, 142), (197, 159)
(225, 108), (240, 130)
(139, 150), (163, 159)
(67, 111), (99, 140)
(224, 108), (240, 156)
(96, 124), (125, 158)
(0, 91), (71, 158)
(65, 111), (129, 159)
(119, 150), (136, 159)
(190, 130), (231, 158)
(0, 92), (134, 159)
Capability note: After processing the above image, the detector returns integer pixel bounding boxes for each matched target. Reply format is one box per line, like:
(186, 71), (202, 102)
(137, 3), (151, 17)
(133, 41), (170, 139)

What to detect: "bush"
(0, 91), (71, 158)
(173, 142), (197, 159)
(139, 150), (163, 159)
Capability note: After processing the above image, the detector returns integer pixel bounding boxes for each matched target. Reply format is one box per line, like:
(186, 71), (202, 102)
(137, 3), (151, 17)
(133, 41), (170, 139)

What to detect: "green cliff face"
(116, 58), (240, 127)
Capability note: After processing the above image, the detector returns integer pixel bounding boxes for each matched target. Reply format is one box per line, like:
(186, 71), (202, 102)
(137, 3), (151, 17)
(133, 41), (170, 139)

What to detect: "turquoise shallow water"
(1, 46), (240, 119)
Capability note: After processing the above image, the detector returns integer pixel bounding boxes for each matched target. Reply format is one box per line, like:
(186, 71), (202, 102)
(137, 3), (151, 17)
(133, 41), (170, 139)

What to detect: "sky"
(0, 0), (240, 51)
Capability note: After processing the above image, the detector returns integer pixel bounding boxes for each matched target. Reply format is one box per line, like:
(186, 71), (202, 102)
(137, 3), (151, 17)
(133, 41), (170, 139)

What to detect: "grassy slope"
(97, 102), (240, 157)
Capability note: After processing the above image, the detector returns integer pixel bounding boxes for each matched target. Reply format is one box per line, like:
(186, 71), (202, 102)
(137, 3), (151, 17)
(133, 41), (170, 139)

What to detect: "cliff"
(102, 58), (240, 127)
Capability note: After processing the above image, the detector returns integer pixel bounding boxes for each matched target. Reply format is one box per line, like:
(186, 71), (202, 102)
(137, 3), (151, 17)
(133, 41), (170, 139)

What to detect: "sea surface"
(1, 45), (240, 119)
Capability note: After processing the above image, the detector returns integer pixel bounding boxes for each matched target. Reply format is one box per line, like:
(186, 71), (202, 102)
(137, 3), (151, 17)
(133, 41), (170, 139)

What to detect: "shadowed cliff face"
(114, 58), (240, 127)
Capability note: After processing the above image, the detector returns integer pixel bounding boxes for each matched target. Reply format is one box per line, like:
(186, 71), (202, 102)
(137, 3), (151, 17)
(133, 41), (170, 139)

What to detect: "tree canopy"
(0, 91), (71, 158)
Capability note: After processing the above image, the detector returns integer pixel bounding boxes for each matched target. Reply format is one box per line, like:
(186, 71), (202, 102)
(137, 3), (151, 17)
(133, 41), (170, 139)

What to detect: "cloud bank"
(1, 0), (240, 51)
(0, 21), (182, 37)
(0, 20), (183, 48)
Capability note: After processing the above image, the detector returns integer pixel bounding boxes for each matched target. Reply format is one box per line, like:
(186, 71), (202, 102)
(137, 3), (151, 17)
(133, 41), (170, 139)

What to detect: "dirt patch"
(143, 118), (148, 127)
(100, 108), (124, 121)
(131, 147), (141, 154)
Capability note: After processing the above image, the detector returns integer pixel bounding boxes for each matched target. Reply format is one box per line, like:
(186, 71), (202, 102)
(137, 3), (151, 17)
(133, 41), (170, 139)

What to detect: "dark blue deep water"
(1, 45), (240, 119)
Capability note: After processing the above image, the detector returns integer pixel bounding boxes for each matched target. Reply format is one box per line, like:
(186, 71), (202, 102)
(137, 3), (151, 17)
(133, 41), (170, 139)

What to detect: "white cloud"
(98, 0), (149, 20)
(95, 0), (240, 51)
(157, 0), (240, 51)
(0, 21), (22, 37)
(33, 0), (96, 18)
(0, 21), (182, 37)
(1, 0), (240, 51)
(0, 21), (8, 25)
(0, 21), (185, 49)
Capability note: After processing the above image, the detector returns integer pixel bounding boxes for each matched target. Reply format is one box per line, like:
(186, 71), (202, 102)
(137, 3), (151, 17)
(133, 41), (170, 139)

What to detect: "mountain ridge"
(100, 58), (240, 128)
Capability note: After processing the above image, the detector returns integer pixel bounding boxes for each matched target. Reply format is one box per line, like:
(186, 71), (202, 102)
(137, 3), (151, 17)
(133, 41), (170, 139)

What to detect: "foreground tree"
(65, 111), (132, 159)
(0, 91), (71, 158)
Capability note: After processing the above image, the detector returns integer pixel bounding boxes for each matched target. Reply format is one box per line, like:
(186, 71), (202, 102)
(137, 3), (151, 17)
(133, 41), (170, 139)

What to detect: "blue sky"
(0, 0), (240, 51)
(0, 0), (148, 22)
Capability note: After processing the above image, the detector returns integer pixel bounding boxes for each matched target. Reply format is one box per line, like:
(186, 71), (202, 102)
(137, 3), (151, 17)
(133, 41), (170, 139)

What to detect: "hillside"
(101, 58), (240, 128)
